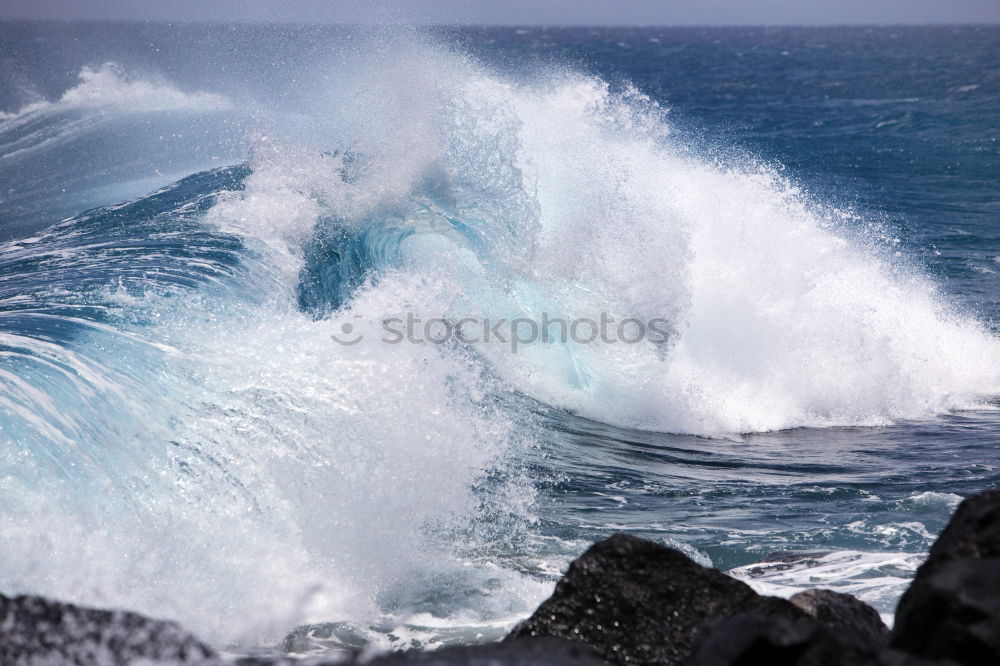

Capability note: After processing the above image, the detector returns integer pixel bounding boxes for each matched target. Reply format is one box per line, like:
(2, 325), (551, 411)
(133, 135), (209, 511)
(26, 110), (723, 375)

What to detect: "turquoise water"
(0, 22), (998, 652)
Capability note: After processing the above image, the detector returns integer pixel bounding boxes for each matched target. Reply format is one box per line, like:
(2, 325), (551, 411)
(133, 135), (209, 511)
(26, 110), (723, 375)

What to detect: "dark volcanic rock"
(0, 592), (216, 665)
(790, 588), (889, 647)
(688, 613), (957, 666)
(686, 612), (878, 666)
(507, 533), (808, 666)
(891, 490), (1000, 664)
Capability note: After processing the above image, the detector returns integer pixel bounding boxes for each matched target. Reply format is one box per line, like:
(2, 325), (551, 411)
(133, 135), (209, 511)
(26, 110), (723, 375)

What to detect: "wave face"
(0, 165), (544, 645)
(1, 23), (999, 651)
(203, 36), (999, 437)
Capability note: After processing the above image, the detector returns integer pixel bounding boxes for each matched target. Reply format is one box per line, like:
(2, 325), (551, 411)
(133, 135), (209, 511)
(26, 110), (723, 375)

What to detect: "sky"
(0, 0), (998, 25)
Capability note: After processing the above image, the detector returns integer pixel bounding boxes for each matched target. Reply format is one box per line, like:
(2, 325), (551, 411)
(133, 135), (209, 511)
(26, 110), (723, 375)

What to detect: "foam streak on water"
(0, 24), (998, 652)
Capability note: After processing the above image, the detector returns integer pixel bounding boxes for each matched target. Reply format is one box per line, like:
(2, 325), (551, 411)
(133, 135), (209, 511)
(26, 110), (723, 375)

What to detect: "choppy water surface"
(0, 22), (998, 652)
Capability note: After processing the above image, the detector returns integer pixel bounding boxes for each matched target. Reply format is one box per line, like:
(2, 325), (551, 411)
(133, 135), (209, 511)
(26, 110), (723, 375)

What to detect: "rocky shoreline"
(3, 490), (998, 666)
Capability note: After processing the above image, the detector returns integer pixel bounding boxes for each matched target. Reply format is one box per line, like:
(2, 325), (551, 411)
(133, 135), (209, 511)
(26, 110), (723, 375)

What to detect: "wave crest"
(2, 62), (231, 119)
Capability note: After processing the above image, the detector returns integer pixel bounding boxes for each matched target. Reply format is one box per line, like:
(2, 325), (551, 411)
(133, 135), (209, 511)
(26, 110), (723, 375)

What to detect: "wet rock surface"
(0, 592), (216, 666)
(789, 588), (889, 647)
(891, 489), (1000, 665)
(507, 533), (810, 666)
(686, 611), (879, 666)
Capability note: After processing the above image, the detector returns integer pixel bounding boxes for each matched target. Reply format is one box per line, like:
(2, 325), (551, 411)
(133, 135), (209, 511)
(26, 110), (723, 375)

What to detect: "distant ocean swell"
(0, 31), (998, 650)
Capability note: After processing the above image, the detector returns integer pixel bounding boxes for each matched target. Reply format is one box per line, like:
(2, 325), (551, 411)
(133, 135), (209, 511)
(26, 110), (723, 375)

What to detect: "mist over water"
(0, 22), (998, 652)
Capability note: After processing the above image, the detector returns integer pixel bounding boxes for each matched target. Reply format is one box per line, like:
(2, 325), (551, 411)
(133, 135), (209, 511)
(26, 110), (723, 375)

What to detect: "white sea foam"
(729, 550), (925, 626)
(0, 277), (543, 646)
(216, 36), (1000, 437)
(902, 491), (963, 512)
(3, 62), (231, 119)
(1, 31), (997, 652)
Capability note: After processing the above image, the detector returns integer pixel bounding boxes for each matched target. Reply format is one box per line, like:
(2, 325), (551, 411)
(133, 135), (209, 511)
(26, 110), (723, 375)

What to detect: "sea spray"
(0, 26), (998, 652)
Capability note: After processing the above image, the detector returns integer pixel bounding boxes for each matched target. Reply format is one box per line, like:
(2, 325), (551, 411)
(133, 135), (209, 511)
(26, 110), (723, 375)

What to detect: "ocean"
(0, 21), (998, 655)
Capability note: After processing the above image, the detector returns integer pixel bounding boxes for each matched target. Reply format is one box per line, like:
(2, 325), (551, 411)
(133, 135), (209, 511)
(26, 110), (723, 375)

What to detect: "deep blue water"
(0, 22), (998, 652)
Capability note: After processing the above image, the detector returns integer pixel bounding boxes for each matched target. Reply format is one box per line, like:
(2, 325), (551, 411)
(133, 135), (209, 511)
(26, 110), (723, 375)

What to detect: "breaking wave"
(1, 31), (998, 649)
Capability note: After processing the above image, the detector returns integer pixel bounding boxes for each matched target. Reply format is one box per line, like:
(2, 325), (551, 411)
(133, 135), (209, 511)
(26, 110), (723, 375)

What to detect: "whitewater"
(1, 23), (998, 654)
